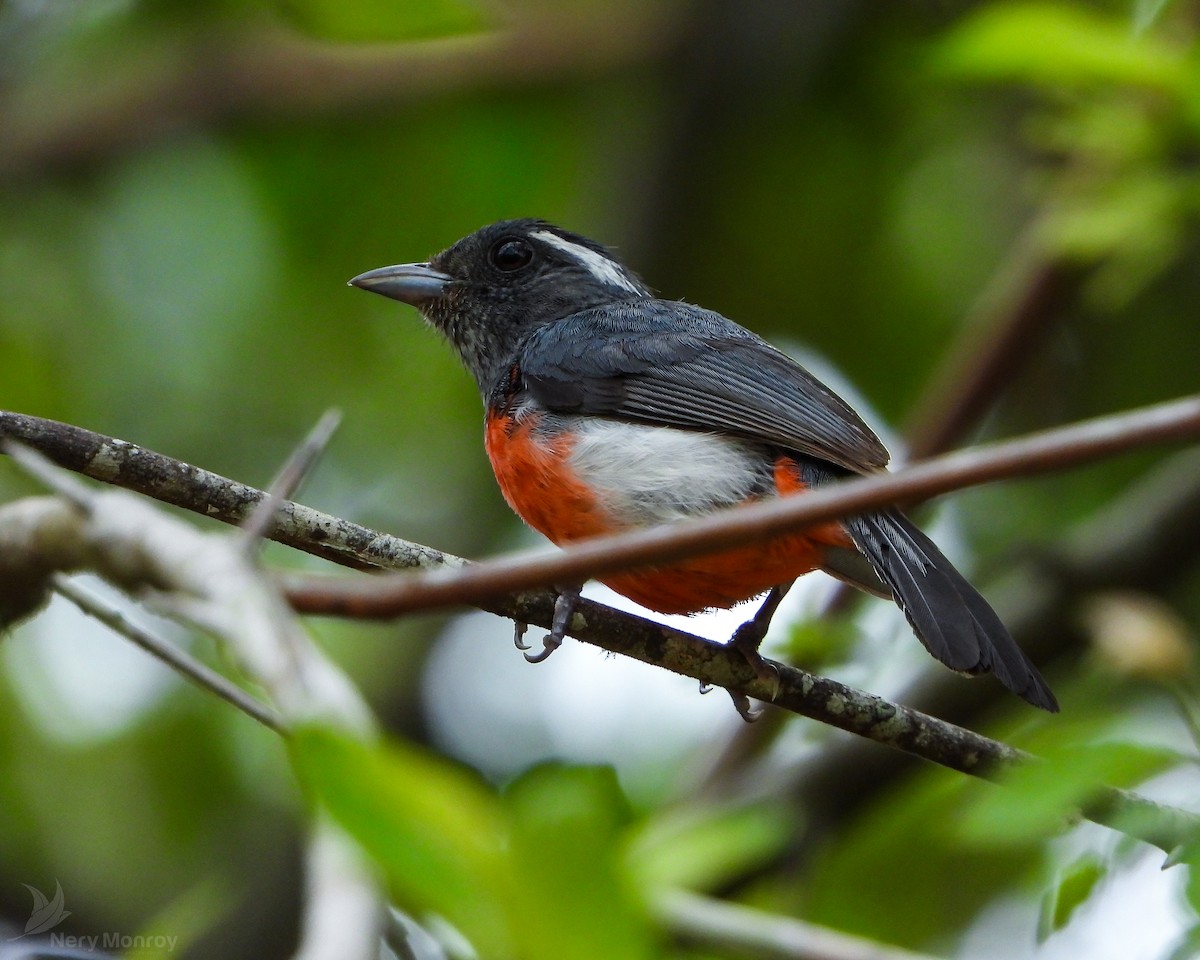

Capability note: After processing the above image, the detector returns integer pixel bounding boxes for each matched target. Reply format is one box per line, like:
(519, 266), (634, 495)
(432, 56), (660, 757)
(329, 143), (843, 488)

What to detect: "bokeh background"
(2, 0), (1200, 958)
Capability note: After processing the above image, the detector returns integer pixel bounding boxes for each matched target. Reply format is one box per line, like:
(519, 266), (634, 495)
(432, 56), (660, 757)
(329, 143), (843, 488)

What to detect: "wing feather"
(518, 301), (889, 473)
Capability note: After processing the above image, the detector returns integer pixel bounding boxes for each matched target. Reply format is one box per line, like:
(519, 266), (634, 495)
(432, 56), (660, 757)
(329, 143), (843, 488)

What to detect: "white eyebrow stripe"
(532, 230), (645, 295)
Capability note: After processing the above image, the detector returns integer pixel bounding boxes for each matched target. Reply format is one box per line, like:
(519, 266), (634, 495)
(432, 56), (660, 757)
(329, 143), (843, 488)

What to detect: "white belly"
(566, 418), (771, 526)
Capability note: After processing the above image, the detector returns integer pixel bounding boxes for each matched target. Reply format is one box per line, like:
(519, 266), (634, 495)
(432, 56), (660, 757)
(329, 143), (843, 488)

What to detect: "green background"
(2, 1), (1199, 957)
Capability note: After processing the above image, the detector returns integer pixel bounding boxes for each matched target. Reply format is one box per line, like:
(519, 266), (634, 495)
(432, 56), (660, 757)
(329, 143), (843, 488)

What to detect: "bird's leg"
(729, 582), (792, 700)
(524, 584), (582, 664)
(731, 582), (791, 658)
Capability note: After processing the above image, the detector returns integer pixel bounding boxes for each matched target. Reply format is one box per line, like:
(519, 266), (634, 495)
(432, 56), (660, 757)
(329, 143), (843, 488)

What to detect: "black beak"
(348, 263), (454, 306)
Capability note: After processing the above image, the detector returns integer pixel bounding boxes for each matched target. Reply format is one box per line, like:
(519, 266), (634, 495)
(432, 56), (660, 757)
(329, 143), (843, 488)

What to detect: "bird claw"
(513, 621), (531, 651)
(700, 678), (762, 719)
(728, 689), (764, 722)
(522, 585), (580, 665)
(753, 658), (783, 702)
(523, 634), (562, 664)
(724, 583), (789, 701)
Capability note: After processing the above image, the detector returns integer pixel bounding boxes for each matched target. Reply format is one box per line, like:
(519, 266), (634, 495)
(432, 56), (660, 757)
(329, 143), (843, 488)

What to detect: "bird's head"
(350, 218), (651, 393)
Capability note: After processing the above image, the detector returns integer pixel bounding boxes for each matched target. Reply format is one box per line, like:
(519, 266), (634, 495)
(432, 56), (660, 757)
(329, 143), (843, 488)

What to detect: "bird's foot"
(728, 584), (789, 701)
(730, 620), (783, 702)
(523, 585), (581, 664)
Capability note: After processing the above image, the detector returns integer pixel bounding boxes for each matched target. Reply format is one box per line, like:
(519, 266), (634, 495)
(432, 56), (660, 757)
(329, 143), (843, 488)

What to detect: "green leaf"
(1037, 854), (1107, 941)
(628, 803), (791, 892)
(1043, 171), (1182, 264)
(502, 763), (658, 960)
(1041, 169), (1186, 308)
(1177, 837), (1200, 916)
(290, 726), (513, 956)
(268, 0), (490, 43)
(959, 742), (1180, 847)
(933, 2), (1190, 93)
(803, 770), (1036, 946)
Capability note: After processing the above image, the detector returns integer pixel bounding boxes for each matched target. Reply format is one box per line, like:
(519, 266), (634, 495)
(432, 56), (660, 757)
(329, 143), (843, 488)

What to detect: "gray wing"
(516, 301), (890, 474)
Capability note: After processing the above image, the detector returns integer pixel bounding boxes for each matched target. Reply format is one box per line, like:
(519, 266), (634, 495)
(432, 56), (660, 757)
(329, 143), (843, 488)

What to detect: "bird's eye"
(490, 238), (534, 272)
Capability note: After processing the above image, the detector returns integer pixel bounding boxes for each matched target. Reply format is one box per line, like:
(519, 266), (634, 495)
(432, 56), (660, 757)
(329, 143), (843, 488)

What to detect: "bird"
(349, 218), (1058, 712)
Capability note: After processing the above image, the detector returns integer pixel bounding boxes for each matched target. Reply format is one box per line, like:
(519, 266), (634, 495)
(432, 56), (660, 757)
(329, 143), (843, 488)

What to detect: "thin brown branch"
(1, 438), (374, 731)
(705, 450), (1200, 862)
(51, 573), (285, 734)
(3, 408), (1199, 852)
(787, 444), (1200, 847)
(0, 440), (383, 959)
(0, 410), (457, 573)
(903, 250), (1084, 461)
(240, 407), (342, 550)
(281, 394), (1200, 619)
(708, 246), (1091, 794)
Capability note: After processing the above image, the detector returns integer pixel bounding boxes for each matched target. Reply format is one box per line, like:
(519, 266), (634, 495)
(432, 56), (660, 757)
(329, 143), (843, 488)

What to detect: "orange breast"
(485, 412), (616, 543)
(485, 412), (852, 614)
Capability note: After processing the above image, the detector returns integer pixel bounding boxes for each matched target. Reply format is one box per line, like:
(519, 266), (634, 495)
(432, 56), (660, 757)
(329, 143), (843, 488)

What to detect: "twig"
(903, 251), (1083, 461)
(3, 410), (1199, 852)
(280, 394), (1200, 618)
(706, 236), (1144, 800)
(240, 407), (342, 550)
(2, 438), (96, 509)
(0, 437), (374, 727)
(50, 573), (285, 734)
(0, 410), (457, 573)
(819, 249), (1078, 615)
(656, 888), (945, 960)
(761, 445), (1200, 878)
(0, 441), (381, 960)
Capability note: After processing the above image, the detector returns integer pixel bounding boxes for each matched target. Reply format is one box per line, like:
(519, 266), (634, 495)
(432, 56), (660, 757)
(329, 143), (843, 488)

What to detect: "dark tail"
(844, 509), (1059, 712)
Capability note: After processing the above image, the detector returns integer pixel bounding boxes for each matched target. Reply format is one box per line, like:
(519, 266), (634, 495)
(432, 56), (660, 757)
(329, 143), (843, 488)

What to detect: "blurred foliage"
(935, 1), (1200, 310)
(1039, 854), (1108, 940)
(296, 729), (653, 959)
(957, 741), (1179, 845)
(270, 0), (490, 42)
(2, 0), (1200, 958)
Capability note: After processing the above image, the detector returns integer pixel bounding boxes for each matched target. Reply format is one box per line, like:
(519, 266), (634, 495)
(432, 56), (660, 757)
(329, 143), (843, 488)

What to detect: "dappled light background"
(2, 1), (1200, 958)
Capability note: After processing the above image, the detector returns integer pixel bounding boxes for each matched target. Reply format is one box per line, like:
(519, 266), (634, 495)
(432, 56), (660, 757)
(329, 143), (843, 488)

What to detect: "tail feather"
(844, 509), (1059, 712)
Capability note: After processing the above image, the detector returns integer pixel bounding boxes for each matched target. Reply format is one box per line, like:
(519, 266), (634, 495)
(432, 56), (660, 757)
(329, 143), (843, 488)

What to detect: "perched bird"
(350, 219), (1058, 711)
